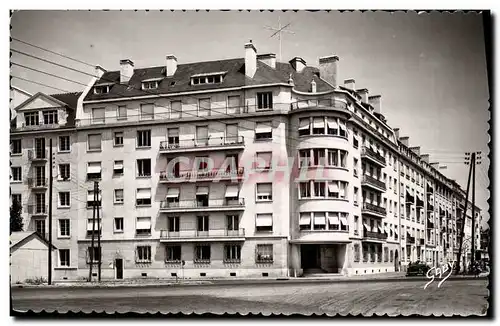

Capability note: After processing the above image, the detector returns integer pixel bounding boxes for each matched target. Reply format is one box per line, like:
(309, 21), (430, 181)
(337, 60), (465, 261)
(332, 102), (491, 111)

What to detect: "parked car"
(406, 261), (431, 276)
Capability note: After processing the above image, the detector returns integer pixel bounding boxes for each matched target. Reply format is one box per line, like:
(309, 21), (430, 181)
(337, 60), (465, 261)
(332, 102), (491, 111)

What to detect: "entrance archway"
(394, 250), (399, 272)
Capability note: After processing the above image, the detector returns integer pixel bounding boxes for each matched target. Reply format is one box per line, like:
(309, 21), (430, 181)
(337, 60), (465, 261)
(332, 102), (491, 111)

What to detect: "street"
(11, 279), (488, 316)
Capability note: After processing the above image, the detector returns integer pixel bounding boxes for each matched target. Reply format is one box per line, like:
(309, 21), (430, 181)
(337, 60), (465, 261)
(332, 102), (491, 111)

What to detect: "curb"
(11, 275), (487, 290)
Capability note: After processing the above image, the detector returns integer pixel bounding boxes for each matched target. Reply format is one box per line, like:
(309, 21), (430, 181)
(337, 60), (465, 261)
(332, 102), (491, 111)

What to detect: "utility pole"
(471, 151), (481, 268)
(456, 152), (474, 274)
(48, 138), (53, 285)
(97, 182), (102, 282)
(88, 181), (98, 282)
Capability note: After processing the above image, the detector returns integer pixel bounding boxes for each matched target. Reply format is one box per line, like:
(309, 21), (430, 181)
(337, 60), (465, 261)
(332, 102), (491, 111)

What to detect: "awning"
(339, 120), (346, 130)
(363, 222), (370, 230)
(328, 213), (340, 224)
(136, 218), (151, 230)
(314, 213), (326, 225)
(225, 185), (239, 198)
(196, 186), (209, 195)
(256, 123), (272, 134)
(327, 117), (338, 129)
(166, 188), (180, 198)
(87, 163), (101, 174)
(168, 128), (179, 137)
(313, 117), (325, 129)
(299, 119), (310, 130)
(257, 183), (272, 196)
(113, 161), (123, 170)
(328, 183), (339, 193)
(339, 215), (348, 225)
(256, 214), (273, 226)
(136, 189), (151, 199)
(299, 214), (311, 225)
(377, 225), (383, 233)
(385, 224), (390, 233)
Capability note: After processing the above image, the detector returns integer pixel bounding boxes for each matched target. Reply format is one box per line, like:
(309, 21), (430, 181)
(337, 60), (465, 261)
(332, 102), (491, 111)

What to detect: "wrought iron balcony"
(159, 136), (245, 153)
(361, 202), (387, 218)
(361, 146), (386, 166)
(363, 230), (388, 241)
(290, 98), (348, 111)
(159, 167), (245, 183)
(361, 174), (386, 191)
(160, 198), (245, 211)
(160, 228), (245, 240)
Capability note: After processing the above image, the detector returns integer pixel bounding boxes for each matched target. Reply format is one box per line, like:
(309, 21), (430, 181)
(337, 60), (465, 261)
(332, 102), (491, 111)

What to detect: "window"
(24, 112), (39, 126)
(114, 217), (124, 233)
(59, 219), (70, 237)
(166, 188), (180, 208)
(86, 218), (101, 236)
(12, 194), (21, 206)
(327, 117), (338, 135)
(94, 85), (109, 94)
(114, 132), (124, 146)
(255, 122), (272, 140)
(312, 117), (325, 134)
(142, 81), (159, 90)
(56, 136), (71, 152)
(35, 219), (46, 237)
(255, 152), (272, 170)
(224, 244), (241, 262)
(328, 181), (339, 198)
(299, 212), (311, 230)
(171, 101), (182, 118)
(314, 181), (326, 197)
(136, 246), (152, 263)
(195, 245), (211, 263)
(42, 110), (58, 125)
(328, 149), (339, 166)
(299, 118), (310, 136)
(117, 106), (127, 119)
(227, 215), (239, 231)
(11, 139), (21, 155)
(59, 192), (70, 207)
(198, 98), (211, 116)
(354, 187), (359, 205)
(35, 193), (46, 214)
(136, 217), (152, 235)
(196, 126), (209, 145)
(87, 190), (101, 208)
(136, 188), (152, 206)
(354, 244), (360, 262)
(166, 246), (181, 262)
(340, 150), (347, 168)
(11, 167), (21, 182)
(111, 160), (123, 175)
(114, 189), (124, 204)
(227, 95), (241, 114)
(59, 249), (70, 267)
(299, 182), (311, 199)
(256, 244), (273, 262)
(312, 148), (326, 165)
(168, 216), (180, 232)
(167, 128), (179, 147)
(137, 130), (151, 148)
(137, 159), (152, 177)
(256, 183), (272, 201)
(257, 92), (273, 110)
(313, 212), (326, 230)
(197, 215), (209, 232)
(92, 108), (105, 124)
(140, 104), (154, 120)
(299, 150), (311, 167)
(256, 213), (273, 232)
(226, 124), (239, 143)
(353, 158), (358, 176)
(339, 120), (347, 137)
(87, 134), (102, 151)
(354, 215), (359, 233)
(87, 162), (102, 180)
(192, 74), (223, 85)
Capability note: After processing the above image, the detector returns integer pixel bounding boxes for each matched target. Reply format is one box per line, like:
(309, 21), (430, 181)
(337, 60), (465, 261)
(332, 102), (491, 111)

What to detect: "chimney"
(421, 154), (430, 163)
(245, 41), (257, 78)
(410, 146), (421, 156)
(357, 88), (369, 103)
(166, 55), (177, 77)
(289, 57), (306, 73)
(120, 59), (134, 84)
(311, 80), (317, 93)
(400, 136), (409, 147)
(257, 53), (276, 69)
(95, 65), (106, 78)
(318, 55), (339, 88)
(393, 128), (400, 139)
(368, 95), (382, 113)
(344, 78), (355, 90)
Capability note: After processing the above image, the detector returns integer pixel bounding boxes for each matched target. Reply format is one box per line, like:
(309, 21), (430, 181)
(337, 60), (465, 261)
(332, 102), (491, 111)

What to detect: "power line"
(11, 62), (89, 86)
(11, 75), (73, 93)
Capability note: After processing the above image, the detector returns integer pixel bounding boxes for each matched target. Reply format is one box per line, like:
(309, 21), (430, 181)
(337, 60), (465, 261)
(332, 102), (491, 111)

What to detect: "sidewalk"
(11, 271), (488, 289)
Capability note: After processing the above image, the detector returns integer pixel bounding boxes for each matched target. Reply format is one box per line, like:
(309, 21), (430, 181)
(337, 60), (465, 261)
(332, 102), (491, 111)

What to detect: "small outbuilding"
(10, 232), (57, 284)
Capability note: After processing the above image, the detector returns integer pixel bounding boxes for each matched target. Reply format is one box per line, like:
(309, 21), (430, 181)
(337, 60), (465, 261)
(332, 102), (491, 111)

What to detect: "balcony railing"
(361, 146), (386, 166)
(159, 167), (245, 183)
(28, 205), (47, 216)
(361, 202), (387, 217)
(30, 178), (48, 188)
(160, 228), (245, 239)
(160, 198), (245, 210)
(290, 98), (348, 111)
(361, 174), (386, 191)
(28, 149), (47, 161)
(363, 230), (388, 241)
(159, 136), (245, 152)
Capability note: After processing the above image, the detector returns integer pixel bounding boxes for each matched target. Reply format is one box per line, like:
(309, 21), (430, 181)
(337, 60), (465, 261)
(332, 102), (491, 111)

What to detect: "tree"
(10, 199), (23, 234)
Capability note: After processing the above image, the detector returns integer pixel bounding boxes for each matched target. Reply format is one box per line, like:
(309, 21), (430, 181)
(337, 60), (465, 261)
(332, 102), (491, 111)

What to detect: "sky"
(10, 10), (490, 227)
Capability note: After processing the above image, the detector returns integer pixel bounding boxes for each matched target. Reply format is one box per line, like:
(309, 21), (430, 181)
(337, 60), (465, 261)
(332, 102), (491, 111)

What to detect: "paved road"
(12, 279), (489, 316)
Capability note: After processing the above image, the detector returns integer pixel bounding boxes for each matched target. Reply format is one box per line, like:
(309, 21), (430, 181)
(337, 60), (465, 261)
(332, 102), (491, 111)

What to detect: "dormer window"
(142, 81), (159, 90)
(94, 85), (110, 94)
(191, 72), (225, 85)
(24, 112), (39, 126)
(43, 110), (58, 125)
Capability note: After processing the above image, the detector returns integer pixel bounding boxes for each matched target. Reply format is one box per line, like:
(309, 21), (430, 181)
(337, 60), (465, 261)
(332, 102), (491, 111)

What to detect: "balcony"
(360, 146), (386, 167)
(362, 230), (388, 242)
(407, 235), (416, 244)
(28, 149), (47, 162)
(159, 198), (245, 213)
(159, 136), (245, 154)
(361, 174), (386, 192)
(28, 205), (47, 217)
(29, 178), (48, 189)
(427, 203), (434, 211)
(361, 202), (387, 218)
(427, 220), (435, 229)
(405, 193), (415, 205)
(290, 98), (348, 111)
(159, 167), (245, 183)
(160, 228), (245, 242)
(416, 197), (424, 208)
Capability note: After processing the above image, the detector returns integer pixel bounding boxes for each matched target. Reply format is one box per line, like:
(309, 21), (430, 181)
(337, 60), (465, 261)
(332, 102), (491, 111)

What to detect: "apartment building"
(10, 41), (484, 280)
(10, 91), (82, 280)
